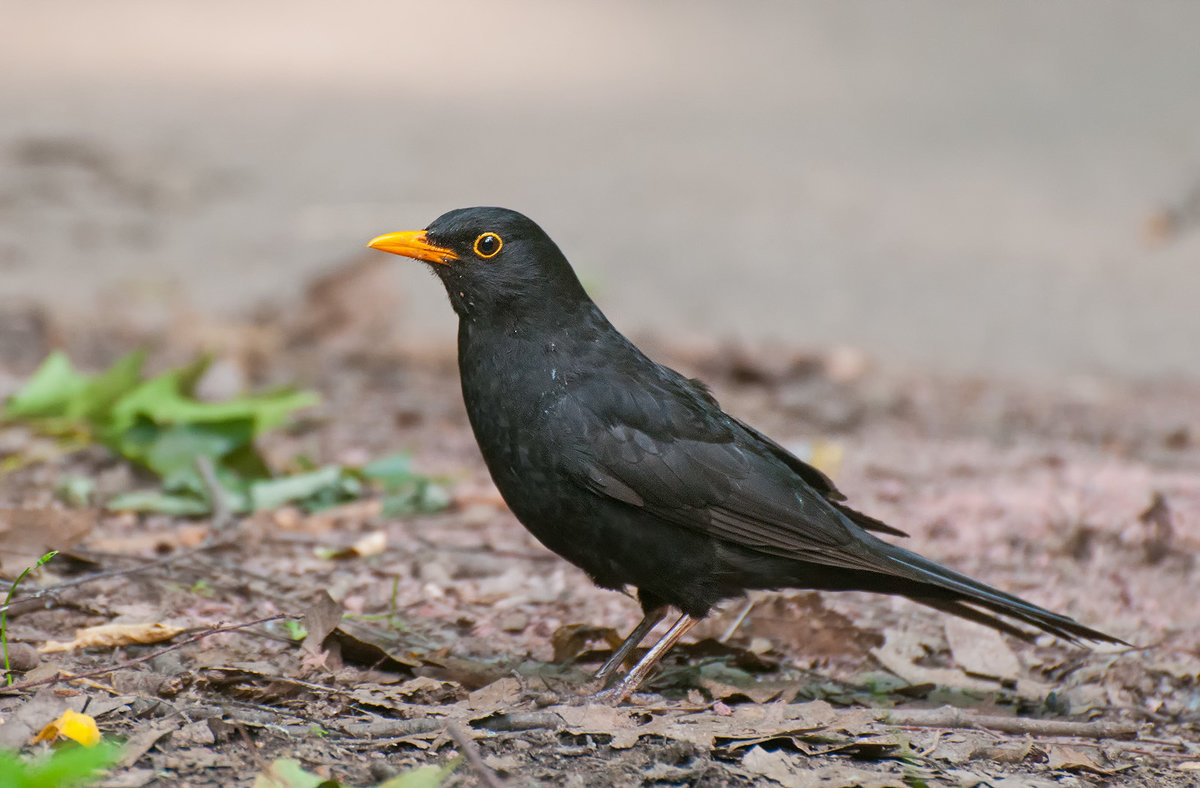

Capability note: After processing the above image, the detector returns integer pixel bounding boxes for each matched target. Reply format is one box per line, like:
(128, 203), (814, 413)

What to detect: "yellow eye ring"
(473, 232), (503, 258)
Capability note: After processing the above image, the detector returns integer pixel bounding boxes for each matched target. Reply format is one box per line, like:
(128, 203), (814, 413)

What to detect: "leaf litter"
(0, 277), (1198, 786)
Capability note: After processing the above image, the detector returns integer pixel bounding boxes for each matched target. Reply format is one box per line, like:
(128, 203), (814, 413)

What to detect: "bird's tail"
(872, 539), (1127, 645)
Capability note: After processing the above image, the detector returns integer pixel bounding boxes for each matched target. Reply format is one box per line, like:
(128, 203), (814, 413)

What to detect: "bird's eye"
(473, 232), (502, 259)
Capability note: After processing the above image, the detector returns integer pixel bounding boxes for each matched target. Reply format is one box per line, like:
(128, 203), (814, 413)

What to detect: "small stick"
(470, 712), (563, 733)
(446, 721), (506, 788)
(719, 600), (755, 643)
(195, 455), (235, 534)
(0, 614), (287, 694)
(881, 707), (1138, 739)
(0, 538), (234, 615)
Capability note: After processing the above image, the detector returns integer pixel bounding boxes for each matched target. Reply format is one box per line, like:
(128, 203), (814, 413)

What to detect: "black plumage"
(368, 207), (1124, 703)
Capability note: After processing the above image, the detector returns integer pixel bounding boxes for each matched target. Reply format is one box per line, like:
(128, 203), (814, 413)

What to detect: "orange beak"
(366, 230), (458, 265)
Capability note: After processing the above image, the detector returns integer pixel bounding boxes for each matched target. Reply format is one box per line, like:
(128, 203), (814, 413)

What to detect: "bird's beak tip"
(365, 230), (457, 265)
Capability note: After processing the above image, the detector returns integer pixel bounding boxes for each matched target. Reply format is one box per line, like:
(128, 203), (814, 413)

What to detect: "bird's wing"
(726, 414), (908, 538)
(553, 375), (891, 570)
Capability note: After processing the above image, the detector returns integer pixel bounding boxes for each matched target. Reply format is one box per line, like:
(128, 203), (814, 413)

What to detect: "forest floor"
(0, 260), (1197, 786)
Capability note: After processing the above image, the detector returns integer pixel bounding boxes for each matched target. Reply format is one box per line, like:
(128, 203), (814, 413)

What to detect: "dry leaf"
(944, 618), (1021, 680)
(871, 628), (1002, 694)
(464, 676), (522, 712)
(741, 747), (908, 788)
(551, 623), (622, 663)
(741, 746), (799, 784)
(1046, 744), (1109, 773)
(301, 591), (344, 654)
(39, 621), (185, 653)
(0, 508), (94, 574)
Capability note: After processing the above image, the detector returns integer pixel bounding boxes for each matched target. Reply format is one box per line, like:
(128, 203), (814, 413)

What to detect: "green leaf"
(376, 760), (459, 788)
(360, 453), (415, 484)
(252, 758), (331, 788)
(380, 480), (450, 517)
(106, 489), (213, 516)
(249, 466), (347, 512)
(23, 741), (123, 787)
(2, 351), (88, 420)
(137, 421), (257, 481)
(109, 375), (317, 437)
(56, 476), (95, 508)
(76, 350), (146, 424)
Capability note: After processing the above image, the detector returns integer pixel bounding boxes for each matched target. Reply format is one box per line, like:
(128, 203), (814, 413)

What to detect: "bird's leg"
(592, 605), (668, 685)
(594, 613), (699, 705)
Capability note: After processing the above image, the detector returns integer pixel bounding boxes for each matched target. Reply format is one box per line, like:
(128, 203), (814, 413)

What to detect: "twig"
(340, 719), (445, 737)
(880, 707), (1139, 739)
(470, 712), (564, 732)
(0, 538), (234, 614)
(195, 455), (235, 534)
(0, 614), (287, 694)
(719, 600), (755, 643)
(447, 721), (506, 788)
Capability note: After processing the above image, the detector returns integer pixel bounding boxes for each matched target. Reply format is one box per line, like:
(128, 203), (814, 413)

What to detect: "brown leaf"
(944, 618), (1021, 681)
(0, 507), (94, 574)
(551, 623), (622, 663)
(1046, 745), (1110, 774)
(464, 676), (522, 713)
(325, 619), (420, 670)
(301, 591), (344, 654)
(418, 655), (508, 690)
(721, 593), (882, 661)
(351, 677), (465, 709)
(741, 747), (908, 787)
(319, 529), (388, 560)
(870, 628), (1003, 694)
(39, 621), (185, 653)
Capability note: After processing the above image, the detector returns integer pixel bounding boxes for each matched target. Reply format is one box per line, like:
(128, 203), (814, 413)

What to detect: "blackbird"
(368, 207), (1123, 703)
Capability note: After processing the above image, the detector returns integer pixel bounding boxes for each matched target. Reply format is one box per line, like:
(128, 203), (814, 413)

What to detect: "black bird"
(368, 207), (1123, 703)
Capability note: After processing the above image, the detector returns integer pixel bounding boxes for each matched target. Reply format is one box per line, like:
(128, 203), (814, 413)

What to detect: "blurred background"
(3, 0), (1199, 380)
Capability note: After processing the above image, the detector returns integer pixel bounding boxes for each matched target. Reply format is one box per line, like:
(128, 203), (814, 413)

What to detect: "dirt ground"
(0, 273), (1198, 786)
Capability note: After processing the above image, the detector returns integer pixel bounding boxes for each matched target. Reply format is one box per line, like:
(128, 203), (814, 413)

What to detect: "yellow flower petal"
(31, 709), (101, 747)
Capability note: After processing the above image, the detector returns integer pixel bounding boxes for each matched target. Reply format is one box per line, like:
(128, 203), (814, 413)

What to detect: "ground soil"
(0, 286), (1197, 787)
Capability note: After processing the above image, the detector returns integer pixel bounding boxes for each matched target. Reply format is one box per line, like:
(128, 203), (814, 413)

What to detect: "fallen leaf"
(464, 677), (522, 712)
(1046, 744), (1110, 774)
(301, 591), (344, 654)
(0, 508), (94, 573)
(551, 623), (622, 663)
(741, 746), (908, 787)
(40, 621), (185, 653)
(944, 617), (1021, 680)
(251, 758), (326, 788)
(870, 628), (1003, 694)
(326, 620), (420, 670)
(741, 746), (799, 784)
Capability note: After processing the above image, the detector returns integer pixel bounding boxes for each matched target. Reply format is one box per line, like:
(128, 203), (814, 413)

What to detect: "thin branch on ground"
(447, 721), (507, 788)
(881, 707), (1139, 739)
(196, 455), (236, 534)
(0, 614), (288, 694)
(719, 599), (755, 643)
(0, 537), (236, 615)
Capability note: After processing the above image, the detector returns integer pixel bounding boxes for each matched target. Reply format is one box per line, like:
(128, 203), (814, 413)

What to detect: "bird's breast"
(458, 330), (574, 489)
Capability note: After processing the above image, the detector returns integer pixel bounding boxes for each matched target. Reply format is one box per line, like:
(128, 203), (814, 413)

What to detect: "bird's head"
(368, 207), (589, 322)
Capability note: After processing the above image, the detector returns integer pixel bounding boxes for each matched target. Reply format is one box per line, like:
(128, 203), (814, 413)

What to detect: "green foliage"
(359, 454), (451, 517)
(0, 742), (122, 788)
(3, 351), (451, 518)
(282, 620), (308, 641)
(252, 757), (457, 788)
